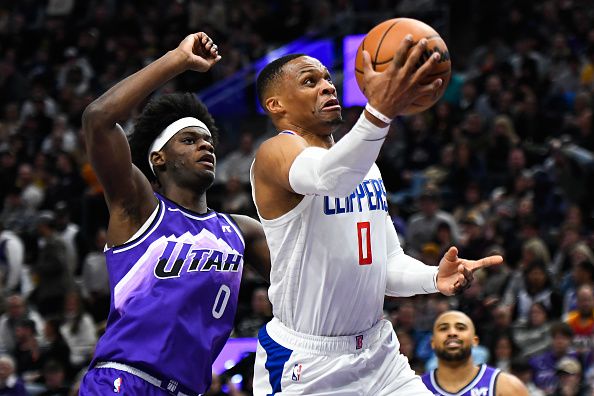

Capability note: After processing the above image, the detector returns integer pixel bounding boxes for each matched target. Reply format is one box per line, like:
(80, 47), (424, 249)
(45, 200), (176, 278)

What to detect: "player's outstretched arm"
(436, 247), (503, 296)
(82, 32), (220, 244)
(231, 215), (271, 283)
(496, 372), (529, 396)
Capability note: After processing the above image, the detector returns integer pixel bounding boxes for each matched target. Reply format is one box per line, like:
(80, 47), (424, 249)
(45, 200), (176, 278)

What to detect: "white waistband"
(265, 317), (389, 355)
(94, 361), (199, 396)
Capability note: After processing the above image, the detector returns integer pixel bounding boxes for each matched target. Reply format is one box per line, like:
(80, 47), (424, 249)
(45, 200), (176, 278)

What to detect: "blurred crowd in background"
(1, 0), (594, 395)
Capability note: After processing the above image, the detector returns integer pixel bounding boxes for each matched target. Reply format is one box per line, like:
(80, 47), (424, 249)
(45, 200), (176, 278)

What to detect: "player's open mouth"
(197, 153), (215, 168)
(321, 98), (341, 112)
(445, 339), (462, 347)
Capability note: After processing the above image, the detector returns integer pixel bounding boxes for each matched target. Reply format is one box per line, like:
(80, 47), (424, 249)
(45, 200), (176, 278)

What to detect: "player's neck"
(436, 360), (480, 393)
(161, 186), (208, 214)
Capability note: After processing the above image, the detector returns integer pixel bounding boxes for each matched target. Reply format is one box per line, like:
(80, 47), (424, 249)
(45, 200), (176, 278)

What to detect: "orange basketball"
(355, 18), (451, 115)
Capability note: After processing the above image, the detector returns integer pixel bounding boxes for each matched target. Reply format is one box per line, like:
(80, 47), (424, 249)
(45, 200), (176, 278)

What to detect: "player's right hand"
(177, 32), (221, 72)
(361, 35), (442, 118)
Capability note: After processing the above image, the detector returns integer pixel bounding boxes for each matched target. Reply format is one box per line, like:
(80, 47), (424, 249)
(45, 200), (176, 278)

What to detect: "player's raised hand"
(436, 246), (503, 296)
(360, 35), (442, 119)
(177, 32), (221, 72)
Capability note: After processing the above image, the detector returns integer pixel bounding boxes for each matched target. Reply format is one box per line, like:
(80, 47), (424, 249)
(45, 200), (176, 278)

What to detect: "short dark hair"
(256, 54), (305, 109)
(128, 93), (219, 183)
(550, 321), (573, 338)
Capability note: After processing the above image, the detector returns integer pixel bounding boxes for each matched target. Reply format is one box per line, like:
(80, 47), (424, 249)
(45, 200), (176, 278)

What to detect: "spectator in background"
(0, 220), (24, 296)
(564, 285), (594, 356)
(51, 202), (81, 277)
(31, 211), (72, 317)
(552, 357), (588, 396)
(529, 322), (578, 394)
(405, 185), (460, 258)
(39, 318), (71, 380)
(14, 163), (44, 211)
(0, 354), (27, 396)
(511, 260), (562, 324)
(512, 302), (552, 359)
(59, 290), (96, 373)
(0, 294), (45, 355)
(489, 333), (520, 373)
(38, 360), (70, 396)
(12, 318), (42, 384)
(216, 131), (256, 185)
(80, 228), (109, 324)
(235, 287), (272, 338)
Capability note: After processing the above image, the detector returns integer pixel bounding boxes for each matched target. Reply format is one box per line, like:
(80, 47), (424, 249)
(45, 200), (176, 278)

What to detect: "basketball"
(355, 18), (451, 115)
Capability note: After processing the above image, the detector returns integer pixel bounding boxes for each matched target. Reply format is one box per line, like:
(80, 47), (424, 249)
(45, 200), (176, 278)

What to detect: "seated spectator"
(0, 220), (24, 295)
(31, 211), (73, 317)
(564, 284), (594, 355)
(512, 302), (552, 358)
(235, 287), (272, 338)
(508, 260), (562, 323)
(405, 185), (460, 258)
(39, 318), (71, 380)
(552, 357), (589, 396)
(529, 322), (578, 394)
(489, 333), (520, 372)
(0, 294), (45, 354)
(59, 290), (96, 372)
(80, 228), (110, 324)
(0, 354), (27, 395)
(38, 360), (70, 396)
(12, 318), (42, 384)
(510, 357), (545, 396)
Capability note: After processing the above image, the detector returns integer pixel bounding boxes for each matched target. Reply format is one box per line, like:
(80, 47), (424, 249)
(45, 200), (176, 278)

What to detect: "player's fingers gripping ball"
(355, 18), (451, 115)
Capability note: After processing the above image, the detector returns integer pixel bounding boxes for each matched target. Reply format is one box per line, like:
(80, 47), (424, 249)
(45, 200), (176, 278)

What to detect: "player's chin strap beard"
(148, 117), (210, 176)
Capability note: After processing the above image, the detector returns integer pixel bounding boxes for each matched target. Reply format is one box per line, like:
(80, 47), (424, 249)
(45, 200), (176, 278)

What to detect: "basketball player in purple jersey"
(422, 311), (528, 396)
(78, 32), (270, 395)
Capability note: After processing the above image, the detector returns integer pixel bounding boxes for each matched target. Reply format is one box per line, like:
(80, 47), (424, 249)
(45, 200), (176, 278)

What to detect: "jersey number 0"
(357, 222), (372, 265)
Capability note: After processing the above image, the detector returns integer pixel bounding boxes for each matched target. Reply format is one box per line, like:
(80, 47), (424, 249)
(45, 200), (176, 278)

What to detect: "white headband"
(148, 117), (210, 175)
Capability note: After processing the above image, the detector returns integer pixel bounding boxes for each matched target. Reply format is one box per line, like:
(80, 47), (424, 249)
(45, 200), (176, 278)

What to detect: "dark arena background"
(0, 0), (593, 394)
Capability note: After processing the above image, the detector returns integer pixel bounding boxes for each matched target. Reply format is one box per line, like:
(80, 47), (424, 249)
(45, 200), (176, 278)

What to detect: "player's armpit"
(230, 214), (271, 283)
(496, 372), (529, 396)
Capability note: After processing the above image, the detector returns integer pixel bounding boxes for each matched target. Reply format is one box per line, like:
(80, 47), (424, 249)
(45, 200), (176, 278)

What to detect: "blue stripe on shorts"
(258, 325), (293, 395)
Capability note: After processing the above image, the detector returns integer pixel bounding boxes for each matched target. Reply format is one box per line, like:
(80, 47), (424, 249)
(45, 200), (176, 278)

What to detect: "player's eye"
(182, 137), (196, 144)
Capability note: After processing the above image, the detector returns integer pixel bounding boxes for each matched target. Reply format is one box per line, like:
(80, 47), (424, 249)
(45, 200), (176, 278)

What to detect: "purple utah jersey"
(422, 364), (500, 396)
(90, 192), (245, 394)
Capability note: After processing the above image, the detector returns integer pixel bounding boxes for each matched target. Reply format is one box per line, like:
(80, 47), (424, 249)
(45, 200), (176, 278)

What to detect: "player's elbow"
(82, 102), (106, 137)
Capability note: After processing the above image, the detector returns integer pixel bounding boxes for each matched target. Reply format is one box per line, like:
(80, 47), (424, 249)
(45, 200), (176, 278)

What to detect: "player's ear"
(150, 151), (166, 169)
(265, 96), (284, 115)
(472, 335), (479, 347)
(430, 336), (435, 350)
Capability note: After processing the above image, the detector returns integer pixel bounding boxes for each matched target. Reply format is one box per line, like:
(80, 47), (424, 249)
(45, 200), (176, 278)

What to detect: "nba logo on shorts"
(292, 363), (302, 381)
(356, 335), (363, 350)
(113, 377), (122, 393)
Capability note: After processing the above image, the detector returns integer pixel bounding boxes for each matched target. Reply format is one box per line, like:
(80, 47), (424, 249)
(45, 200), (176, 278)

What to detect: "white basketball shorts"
(253, 317), (432, 395)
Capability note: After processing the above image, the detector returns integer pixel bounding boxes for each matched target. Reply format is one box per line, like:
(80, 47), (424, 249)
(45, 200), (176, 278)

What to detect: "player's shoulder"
(495, 371), (528, 396)
(257, 132), (307, 156)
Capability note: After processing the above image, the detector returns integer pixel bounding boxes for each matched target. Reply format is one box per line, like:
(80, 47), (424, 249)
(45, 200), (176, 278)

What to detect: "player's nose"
(198, 138), (214, 152)
(320, 79), (336, 95)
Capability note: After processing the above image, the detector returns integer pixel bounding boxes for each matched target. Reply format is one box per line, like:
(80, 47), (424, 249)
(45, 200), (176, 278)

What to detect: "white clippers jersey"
(251, 162), (390, 336)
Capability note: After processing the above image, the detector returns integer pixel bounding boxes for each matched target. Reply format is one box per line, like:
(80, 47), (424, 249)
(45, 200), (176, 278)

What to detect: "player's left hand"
(177, 32), (221, 72)
(436, 246), (503, 296)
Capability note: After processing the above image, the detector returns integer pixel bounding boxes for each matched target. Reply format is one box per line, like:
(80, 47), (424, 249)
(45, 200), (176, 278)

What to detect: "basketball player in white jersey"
(423, 311), (528, 396)
(250, 37), (503, 395)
